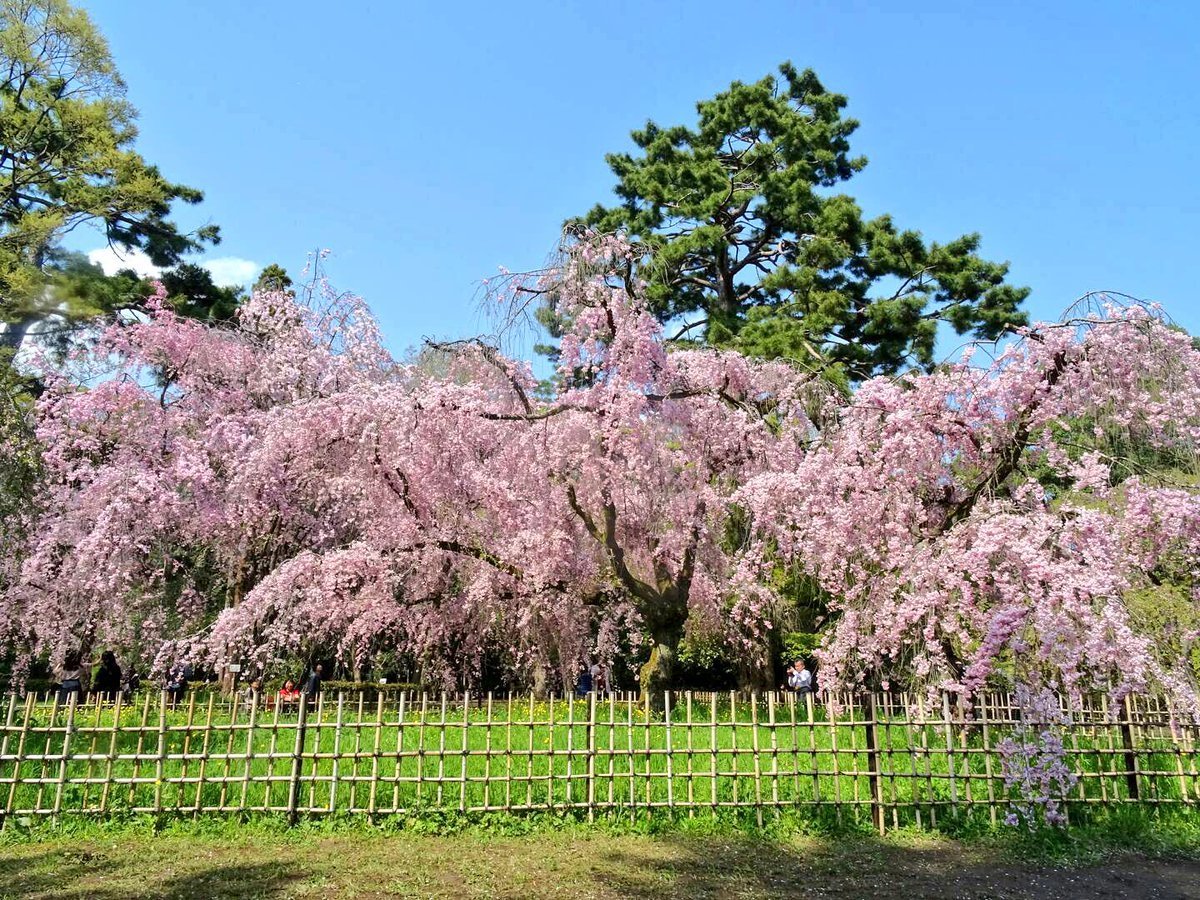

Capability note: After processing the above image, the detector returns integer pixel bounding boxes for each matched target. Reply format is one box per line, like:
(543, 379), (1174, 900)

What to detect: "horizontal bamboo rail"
(0, 690), (1195, 833)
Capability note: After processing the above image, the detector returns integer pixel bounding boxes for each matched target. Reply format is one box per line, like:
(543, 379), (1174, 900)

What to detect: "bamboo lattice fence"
(1, 690), (1196, 833)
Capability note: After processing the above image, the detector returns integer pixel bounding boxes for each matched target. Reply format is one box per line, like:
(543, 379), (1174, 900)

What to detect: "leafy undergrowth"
(4, 804), (1199, 860)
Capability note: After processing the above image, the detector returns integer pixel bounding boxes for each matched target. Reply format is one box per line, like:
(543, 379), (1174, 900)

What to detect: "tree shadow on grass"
(0, 851), (304, 900)
(590, 833), (1200, 900)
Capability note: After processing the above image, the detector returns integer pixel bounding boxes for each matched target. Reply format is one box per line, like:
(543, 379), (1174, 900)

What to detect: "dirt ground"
(1, 830), (1198, 899)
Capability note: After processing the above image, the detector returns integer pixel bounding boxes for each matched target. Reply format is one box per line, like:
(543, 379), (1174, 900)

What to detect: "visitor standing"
(92, 650), (122, 699)
(57, 652), (85, 704)
(165, 667), (188, 707)
(576, 665), (593, 697)
(302, 663), (324, 700)
(786, 659), (813, 695)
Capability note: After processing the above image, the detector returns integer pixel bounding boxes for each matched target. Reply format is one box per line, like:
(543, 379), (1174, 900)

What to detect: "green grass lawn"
(1, 807), (1200, 899)
(2, 693), (1195, 827)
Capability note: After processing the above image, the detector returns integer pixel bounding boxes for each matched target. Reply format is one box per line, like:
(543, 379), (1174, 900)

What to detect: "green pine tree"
(0, 0), (220, 350)
(575, 62), (1029, 379)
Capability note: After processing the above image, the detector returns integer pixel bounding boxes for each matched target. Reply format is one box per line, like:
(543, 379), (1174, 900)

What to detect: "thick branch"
(565, 484), (659, 605)
(938, 349), (1071, 533)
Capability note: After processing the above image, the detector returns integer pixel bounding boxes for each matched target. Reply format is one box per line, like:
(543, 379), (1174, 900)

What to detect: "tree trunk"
(639, 621), (684, 708)
(531, 661), (549, 699)
(736, 642), (773, 693)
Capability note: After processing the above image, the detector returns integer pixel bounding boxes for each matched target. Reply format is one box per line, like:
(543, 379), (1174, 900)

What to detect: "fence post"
(153, 691), (168, 816)
(1121, 695), (1141, 801)
(586, 691), (597, 822)
(941, 692), (959, 817)
(0, 695), (19, 827)
(286, 694), (309, 824)
(863, 693), (884, 835)
(51, 693), (79, 820)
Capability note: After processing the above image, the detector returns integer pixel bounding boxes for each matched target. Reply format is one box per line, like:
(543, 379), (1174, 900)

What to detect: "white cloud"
(87, 247), (161, 278)
(202, 257), (260, 287)
(84, 249), (261, 288)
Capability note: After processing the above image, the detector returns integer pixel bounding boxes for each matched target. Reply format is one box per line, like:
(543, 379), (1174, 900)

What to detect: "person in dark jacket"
(302, 664), (324, 700)
(165, 667), (189, 707)
(92, 650), (122, 699)
(122, 666), (141, 701)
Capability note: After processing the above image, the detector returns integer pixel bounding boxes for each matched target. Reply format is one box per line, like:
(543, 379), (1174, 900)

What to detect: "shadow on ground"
(2, 829), (1199, 899)
(0, 851), (302, 900)
(591, 833), (1200, 900)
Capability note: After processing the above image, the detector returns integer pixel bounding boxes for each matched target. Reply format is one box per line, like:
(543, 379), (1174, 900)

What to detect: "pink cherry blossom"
(3, 236), (1198, 711)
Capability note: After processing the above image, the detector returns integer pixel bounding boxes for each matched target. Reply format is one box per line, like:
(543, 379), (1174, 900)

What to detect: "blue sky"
(78, 0), (1198, 364)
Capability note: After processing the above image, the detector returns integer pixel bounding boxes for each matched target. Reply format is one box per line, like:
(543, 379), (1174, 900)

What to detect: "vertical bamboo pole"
(564, 692), (575, 807)
(192, 695), (216, 813)
(0, 694), (17, 822)
(1068, 711), (1086, 810)
(847, 692), (862, 822)
(435, 693), (447, 807)
(368, 693), (385, 818)
(882, 693), (899, 831)
(525, 694), (535, 811)
(642, 692), (651, 812)
(217, 692), (240, 811)
(126, 693), (151, 810)
(709, 693), (719, 816)
(900, 694), (922, 828)
(1171, 700), (1189, 803)
(980, 693), (996, 826)
(78, 696), (102, 812)
(957, 697), (974, 818)
(459, 691), (470, 812)
(329, 693), (344, 813)
(786, 693), (800, 805)
(744, 696), (763, 830)
(730, 691), (740, 810)
(33, 695), (60, 814)
(828, 694), (842, 824)
(4, 694), (34, 818)
(1091, 696), (1108, 804)
(863, 693), (883, 834)
(286, 694), (309, 823)
(586, 691), (597, 821)
(151, 691), (168, 816)
(0, 695), (16, 792)
(767, 692), (780, 818)
(239, 692), (259, 812)
(98, 695), (123, 815)
(1183, 708), (1199, 804)
(503, 693), (513, 814)
(1121, 695), (1141, 801)
(483, 692), (494, 813)
(626, 693), (636, 814)
(177, 694), (197, 810)
(51, 694), (78, 819)
(664, 692), (675, 816)
(806, 692), (819, 808)
(262, 699), (282, 811)
(392, 692), (408, 814)
(684, 692), (695, 817)
(606, 692), (617, 810)
(77, 696), (101, 812)
(547, 693), (557, 809)
(349, 692), (364, 812)
(307, 694), (328, 812)
(923, 695), (940, 828)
